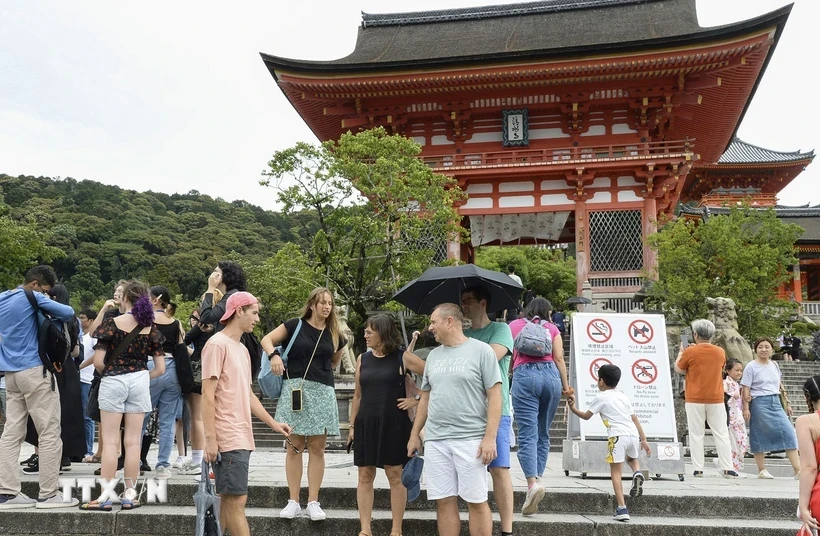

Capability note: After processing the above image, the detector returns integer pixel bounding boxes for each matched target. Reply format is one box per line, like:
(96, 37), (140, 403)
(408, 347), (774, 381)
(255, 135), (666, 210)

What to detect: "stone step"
(0, 506), (801, 536)
(20, 480), (799, 520)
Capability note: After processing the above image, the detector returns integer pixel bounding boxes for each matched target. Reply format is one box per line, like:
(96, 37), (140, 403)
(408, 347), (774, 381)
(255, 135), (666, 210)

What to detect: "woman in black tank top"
(349, 314), (426, 536)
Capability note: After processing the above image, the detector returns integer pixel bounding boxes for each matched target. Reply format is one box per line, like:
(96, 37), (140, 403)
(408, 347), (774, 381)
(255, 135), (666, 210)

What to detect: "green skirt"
(275, 379), (340, 437)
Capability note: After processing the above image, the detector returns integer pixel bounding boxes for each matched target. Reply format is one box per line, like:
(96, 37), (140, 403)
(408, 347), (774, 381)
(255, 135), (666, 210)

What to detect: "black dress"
(353, 350), (412, 468)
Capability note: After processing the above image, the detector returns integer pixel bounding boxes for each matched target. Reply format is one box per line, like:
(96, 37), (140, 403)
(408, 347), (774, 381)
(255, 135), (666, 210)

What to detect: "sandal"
(82, 455), (102, 464)
(120, 497), (141, 510)
(79, 500), (113, 511)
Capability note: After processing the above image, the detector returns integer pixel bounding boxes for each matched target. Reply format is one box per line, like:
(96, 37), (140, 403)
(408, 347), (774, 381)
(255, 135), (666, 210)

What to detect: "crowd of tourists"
(1, 262), (819, 535)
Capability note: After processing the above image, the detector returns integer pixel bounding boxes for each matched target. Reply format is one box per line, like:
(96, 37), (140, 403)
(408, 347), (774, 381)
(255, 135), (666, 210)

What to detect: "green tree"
(245, 243), (322, 333)
(475, 246), (576, 307)
(647, 206), (802, 339)
(261, 127), (466, 321)
(69, 257), (107, 307)
(0, 194), (64, 289)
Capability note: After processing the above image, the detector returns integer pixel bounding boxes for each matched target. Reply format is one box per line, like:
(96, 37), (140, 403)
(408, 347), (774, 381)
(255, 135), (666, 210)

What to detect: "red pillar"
(794, 265), (803, 303)
(643, 196), (658, 279)
(574, 198), (590, 295)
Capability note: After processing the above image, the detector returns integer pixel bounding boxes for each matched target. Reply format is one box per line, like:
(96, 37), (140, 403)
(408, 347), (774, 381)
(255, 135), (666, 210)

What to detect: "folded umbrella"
(392, 264), (523, 314)
(194, 461), (222, 536)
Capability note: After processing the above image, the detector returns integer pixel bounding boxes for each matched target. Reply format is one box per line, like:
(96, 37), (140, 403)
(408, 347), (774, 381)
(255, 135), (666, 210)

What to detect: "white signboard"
(570, 313), (677, 441)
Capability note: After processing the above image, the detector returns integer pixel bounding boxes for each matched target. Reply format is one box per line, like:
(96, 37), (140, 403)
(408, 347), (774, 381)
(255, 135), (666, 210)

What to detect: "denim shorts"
(214, 450), (251, 496)
(99, 370), (152, 414)
(488, 415), (512, 469)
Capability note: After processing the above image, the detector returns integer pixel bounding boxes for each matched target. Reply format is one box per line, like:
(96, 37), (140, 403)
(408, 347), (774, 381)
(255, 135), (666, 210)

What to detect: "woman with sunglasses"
(348, 314), (425, 536)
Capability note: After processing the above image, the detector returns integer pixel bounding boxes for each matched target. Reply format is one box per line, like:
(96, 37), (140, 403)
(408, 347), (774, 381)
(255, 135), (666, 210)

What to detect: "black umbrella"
(566, 296), (593, 305)
(392, 264), (523, 314)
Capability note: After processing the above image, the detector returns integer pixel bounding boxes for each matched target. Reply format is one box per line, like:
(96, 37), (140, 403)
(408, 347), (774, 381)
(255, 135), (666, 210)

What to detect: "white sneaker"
(522, 483), (546, 516)
(172, 456), (187, 469)
(279, 499), (302, 519)
(758, 469), (775, 479)
(155, 466), (172, 478)
(0, 493), (37, 509)
(306, 501), (326, 521)
(179, 460), (201, 475)
(35, 494), (80, 509)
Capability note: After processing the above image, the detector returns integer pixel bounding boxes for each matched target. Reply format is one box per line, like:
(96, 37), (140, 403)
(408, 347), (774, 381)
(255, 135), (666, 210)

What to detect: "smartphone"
(292, 388), (303, 412)
(680, 333), (690, 350)
(346, 438), (353, 454)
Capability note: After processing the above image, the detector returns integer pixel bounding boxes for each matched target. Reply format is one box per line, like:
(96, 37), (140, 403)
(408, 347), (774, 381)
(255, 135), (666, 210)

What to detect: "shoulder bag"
(87, 324), (142, 422)
(258, 319), (302, 399)
(173, 320), (195, 394)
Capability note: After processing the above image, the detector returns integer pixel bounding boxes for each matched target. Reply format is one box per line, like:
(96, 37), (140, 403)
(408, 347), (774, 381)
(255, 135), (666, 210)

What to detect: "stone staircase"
(778, 360), (820, 419)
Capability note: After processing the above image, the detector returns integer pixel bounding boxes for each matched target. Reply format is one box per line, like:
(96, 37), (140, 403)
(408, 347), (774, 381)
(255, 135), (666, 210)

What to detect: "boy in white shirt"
(568, 364), (650, 522)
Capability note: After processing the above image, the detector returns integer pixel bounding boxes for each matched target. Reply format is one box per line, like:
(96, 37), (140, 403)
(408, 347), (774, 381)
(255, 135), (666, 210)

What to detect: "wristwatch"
(413, 394), (421, 401)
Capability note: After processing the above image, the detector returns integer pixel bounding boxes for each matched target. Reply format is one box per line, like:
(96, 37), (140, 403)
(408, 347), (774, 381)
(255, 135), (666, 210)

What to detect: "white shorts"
(99, 370), (152, 414)
(424, 438), (488, 504)
(606, 435), (640, 464)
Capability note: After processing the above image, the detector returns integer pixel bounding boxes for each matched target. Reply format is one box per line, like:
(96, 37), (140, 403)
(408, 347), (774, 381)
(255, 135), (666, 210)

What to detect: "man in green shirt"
(462, 286), (515, 536)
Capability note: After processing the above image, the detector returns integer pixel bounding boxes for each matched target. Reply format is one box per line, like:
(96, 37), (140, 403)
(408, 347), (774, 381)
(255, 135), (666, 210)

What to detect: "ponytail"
(131, 294), (155, 327)
(803, 375), (820, 413)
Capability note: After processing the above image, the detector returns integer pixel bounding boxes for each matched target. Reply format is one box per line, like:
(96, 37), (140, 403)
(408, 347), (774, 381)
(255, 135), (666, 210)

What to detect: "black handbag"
(174, 321), (195, 394)
(87, 324), (143, 422)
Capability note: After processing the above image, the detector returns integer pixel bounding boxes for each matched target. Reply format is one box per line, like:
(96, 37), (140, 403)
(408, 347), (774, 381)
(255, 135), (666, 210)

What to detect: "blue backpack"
(258, 320), (302, 399)
(513, 316), (553, 358)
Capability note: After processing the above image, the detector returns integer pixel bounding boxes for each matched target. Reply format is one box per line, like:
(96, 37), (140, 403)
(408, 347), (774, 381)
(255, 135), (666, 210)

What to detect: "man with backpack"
(461, 286), (515, 536)
(0, 265), (79, 509)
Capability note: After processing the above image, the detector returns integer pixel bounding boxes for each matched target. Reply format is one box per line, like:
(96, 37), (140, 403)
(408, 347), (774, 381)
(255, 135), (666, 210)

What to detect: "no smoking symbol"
(587, 318), (612, 343)
(632, 359), (657, 385)
(628, 320), (653, 344)
(590, 357), (613, 381)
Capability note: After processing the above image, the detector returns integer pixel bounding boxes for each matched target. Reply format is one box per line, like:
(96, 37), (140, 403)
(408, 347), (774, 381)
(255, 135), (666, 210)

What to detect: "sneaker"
(155, 466), (172, 478)
(193, 471), (215, 483)
(521, 483), (546, 516)
(20, 454), (38, 466)
(140, 461), (151, 473)
(279, 500), (302, 519)
(613, 506), (630, 521)
(722, 470), (740, 479)
(693, 471), (703, 477)
(306, 501), (326, 521)
(35, 494), (80, 509)
(758, 469), (775, 479)
(630, 471), (645, 497)
(0, 493), (37, 510)
(22, 464), (39, 475)
(172, 456), (187, 469)
(179, 460), (202, 475)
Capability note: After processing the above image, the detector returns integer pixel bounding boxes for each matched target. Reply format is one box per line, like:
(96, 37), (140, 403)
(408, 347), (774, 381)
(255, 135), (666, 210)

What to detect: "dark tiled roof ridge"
(718, 137), (815, 164)
(361, 0), (654, 27)
(679, 204), (820, 218)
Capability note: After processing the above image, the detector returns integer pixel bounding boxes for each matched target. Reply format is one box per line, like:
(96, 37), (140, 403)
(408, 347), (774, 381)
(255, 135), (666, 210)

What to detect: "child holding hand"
(568, 364), (651, 521)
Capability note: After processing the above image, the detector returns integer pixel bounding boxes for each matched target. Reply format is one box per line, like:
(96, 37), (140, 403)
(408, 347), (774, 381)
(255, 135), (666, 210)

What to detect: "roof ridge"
(731, 137), (809, 157)
(361, 0), (654, 27)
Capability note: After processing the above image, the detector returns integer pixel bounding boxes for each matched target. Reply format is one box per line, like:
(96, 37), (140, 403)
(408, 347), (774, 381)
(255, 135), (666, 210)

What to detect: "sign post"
(563, 312), (685, 480)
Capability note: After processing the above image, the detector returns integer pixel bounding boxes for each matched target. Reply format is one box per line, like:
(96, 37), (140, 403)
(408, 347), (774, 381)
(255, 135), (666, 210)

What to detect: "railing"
(589, 276), (643, 289)
(606, 298), (644, 313)
(421, 139), (694, 170)
(803, 302), (820, 316)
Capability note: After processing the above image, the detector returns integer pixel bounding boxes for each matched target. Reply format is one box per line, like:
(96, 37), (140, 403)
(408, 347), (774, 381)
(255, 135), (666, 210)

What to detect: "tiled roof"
(680, 203), (820, 219)
(718, 138), (815, 164)
(361, 0), (652, 27)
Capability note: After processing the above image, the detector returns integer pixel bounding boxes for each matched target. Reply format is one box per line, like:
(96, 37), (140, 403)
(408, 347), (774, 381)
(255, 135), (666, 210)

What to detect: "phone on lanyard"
(292, 388), (303, 412)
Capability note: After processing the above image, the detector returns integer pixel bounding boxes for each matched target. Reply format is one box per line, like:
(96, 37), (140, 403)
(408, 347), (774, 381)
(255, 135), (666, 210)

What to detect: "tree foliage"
(475, 246), (576, 308)
(261, 127), (466, 321)
(0, 174), (317, 306)
(647, 206), (802, 339)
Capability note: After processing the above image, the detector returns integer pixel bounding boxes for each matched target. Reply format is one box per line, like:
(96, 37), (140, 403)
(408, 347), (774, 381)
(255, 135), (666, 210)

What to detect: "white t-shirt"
(587, 389), (639, 438)
(740, 360), (781, 398)
(79, 332), (96, 385)
(508, 273), (522, 286)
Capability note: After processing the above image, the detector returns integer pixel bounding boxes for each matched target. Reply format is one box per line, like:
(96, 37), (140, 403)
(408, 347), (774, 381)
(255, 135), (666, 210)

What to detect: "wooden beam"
(324, 106), (358, 116)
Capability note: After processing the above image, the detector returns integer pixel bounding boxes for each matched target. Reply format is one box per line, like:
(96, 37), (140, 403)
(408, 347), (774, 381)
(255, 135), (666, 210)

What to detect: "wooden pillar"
(642, 196), (658, 280)
(793, 265), (803, 303)
(574, 198), (590, 295)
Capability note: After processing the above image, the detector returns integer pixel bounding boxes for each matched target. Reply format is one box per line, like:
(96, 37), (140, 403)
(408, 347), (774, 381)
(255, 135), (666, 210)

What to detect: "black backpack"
(24, 290), (71, 379)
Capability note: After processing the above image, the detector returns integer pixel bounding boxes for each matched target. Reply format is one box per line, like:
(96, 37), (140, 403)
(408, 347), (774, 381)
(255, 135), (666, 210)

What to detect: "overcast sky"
(1, 1), (816, 211)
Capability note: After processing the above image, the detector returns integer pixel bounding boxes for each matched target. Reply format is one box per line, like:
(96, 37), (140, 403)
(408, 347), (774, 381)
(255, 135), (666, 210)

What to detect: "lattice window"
(402, 223), (448, 265)
(589, 210), (643, 272)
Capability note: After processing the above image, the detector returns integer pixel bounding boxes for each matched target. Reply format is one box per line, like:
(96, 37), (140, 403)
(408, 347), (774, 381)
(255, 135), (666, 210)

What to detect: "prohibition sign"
(587, 318), (612, 343)
(590, 358), (613, 381)
(632, 358), (657, 385)
(628, 320), (654, 344)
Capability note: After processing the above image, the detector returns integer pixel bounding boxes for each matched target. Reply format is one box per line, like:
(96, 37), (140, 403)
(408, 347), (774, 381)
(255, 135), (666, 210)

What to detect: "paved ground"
(15, 442), (800, 499)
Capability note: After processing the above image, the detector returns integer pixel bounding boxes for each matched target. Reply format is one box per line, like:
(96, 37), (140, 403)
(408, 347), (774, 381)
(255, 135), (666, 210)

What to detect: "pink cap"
(219, 292), (258, 324)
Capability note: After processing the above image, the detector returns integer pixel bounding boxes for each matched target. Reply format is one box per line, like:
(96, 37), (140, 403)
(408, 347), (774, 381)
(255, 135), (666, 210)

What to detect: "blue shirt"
(0, 287), (76, 373)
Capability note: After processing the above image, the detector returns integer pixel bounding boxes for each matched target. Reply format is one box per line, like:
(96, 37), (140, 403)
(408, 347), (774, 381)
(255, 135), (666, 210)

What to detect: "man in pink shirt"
(202, 292), (291, 536)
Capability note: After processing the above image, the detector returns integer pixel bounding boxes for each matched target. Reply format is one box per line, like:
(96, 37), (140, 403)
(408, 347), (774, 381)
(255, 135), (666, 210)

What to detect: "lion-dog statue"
(706, 297), (754, 365)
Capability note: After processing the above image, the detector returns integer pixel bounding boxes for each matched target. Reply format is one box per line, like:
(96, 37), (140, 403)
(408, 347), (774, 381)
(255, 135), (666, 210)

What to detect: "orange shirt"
(678, 343), (726, 404)
(202, 332), (255, 453)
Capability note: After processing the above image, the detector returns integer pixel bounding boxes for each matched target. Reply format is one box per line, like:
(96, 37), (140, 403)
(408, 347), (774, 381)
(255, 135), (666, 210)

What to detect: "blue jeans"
(143, 358), (182, 468)
(511, 361), (562, 479)
(80, 382), (95, 456)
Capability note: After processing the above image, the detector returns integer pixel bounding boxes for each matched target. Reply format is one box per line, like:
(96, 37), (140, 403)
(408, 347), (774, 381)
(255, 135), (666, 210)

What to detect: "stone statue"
(706, 297), (754, 365)
(337, 306), (357, 375)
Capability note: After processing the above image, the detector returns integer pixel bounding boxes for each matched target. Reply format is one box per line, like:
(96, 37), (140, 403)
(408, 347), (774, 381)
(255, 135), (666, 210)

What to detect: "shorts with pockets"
(606, 435), (640, 464)
(214, 449), (251, 496)
(424, 438), (488, 504)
